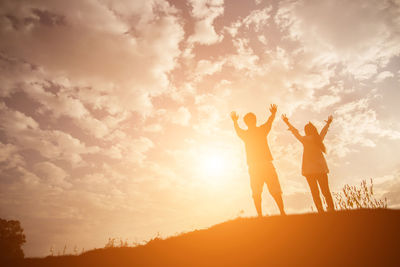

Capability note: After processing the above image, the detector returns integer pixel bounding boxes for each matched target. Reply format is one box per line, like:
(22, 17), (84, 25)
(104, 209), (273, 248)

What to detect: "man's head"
(244, 112), (256, 128)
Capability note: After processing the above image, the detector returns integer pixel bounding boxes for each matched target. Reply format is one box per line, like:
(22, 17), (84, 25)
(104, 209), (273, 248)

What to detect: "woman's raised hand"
(325, 115), (333, 124)
(281, 114), (289, 123)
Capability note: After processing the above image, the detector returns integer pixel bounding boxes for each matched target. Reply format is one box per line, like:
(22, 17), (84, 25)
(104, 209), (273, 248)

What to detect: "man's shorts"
(248, 161), (282, 197)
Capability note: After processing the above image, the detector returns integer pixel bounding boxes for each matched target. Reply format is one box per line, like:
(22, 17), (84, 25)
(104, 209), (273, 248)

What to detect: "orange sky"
(1, 0), (400, 257)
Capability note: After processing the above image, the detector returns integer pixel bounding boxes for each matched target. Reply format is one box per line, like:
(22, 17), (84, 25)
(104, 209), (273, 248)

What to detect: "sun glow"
(201, 154), (227, 177)
(196, 147), (232, 186)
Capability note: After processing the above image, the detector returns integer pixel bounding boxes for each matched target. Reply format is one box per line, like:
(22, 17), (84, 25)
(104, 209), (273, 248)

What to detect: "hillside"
(18, 209), (400, 266)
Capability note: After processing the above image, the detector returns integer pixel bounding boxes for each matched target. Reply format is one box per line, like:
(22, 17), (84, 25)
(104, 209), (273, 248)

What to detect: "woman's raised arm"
(320, 115), (333, 140)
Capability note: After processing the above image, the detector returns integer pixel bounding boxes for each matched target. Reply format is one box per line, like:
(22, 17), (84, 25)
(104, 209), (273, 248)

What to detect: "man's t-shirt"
(238, 126), (273, 166)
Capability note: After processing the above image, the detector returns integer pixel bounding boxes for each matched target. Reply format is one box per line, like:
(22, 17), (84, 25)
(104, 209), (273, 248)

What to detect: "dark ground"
(11, 209), (400, 266)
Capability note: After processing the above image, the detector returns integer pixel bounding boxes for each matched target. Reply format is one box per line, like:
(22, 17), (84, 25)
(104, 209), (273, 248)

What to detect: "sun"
(201, 154), (227, 177)
(196, 148), (232, 186)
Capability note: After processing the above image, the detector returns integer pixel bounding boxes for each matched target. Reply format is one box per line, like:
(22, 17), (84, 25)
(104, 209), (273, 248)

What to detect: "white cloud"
(378, 172), (400, 208)
(171, 107), (191, 126)
(194, 59), (226, 80)
(258, 35), (267, 45)
(275, 0), (400, 79)
(332, 98), (400, 156)
(243, 7), (272, 32)
(106, 136), (154, 164)
(310, 94), (341, 112)
(33, 161), (71, 188)
(143, 123), (163, 133)
(0, 143), (25, 170)
(350, 63), (378, 80)
(374, 71), (394, 83)
(227, 38), (260, 72)
(188, 0), (224, 45)
(224, 7), (271, 37)
(0, 0), (184, 116)
(0, 102), (99, 166)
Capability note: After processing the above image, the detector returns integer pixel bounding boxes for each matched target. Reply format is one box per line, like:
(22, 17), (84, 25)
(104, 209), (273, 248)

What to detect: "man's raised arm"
(260, 104), (277, 133)
(231, 111), (245, 139)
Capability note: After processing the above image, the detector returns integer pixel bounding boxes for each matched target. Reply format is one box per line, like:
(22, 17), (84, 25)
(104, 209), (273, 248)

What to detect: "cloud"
(380, 174), (400, 208)
(33, 161), (71, 188)
(107, 136), (154, 164)
(194, 59), (226, 80)
(242, 6), (272, 32)
(0, 102), (100, 166)
(0, 0), (184, 116)
(0, 143), (25, 170)
(171, 107), (191, 126)
(227, 38), (260, 72)
(143, 123), (163, 133)
(275, 0), (400, 78)
(187, 0), (224, 45)
(225, 6), (272, 36)
(374, 71), (394, 83)
(332, 97), (400, 157)
(309, 94), (341, 112)
(350, 64), (378, 80)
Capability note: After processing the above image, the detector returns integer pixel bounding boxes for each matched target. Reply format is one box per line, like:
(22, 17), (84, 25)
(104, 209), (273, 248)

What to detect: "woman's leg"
(271, 192), (286, 216)
(317, 173), (335, 211)
(305, 176), (324, 212)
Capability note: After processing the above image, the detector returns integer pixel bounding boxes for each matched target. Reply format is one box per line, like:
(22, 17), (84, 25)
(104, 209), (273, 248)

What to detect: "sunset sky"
(1, 0), (400, 257)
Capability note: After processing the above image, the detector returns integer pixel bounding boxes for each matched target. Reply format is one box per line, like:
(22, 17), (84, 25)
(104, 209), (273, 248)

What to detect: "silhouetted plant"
(334, 179), (387, 210)
(104, 238), (116, 248)
(104, 237), (129, 248)
(0, 218), (26, 261)
(49, 244), (83, 256)
(146, 232), (163, 246)
(237, 209), (245, 217)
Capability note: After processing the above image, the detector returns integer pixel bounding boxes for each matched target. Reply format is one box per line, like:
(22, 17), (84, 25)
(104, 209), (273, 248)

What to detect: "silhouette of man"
(231, 104), (285, 216)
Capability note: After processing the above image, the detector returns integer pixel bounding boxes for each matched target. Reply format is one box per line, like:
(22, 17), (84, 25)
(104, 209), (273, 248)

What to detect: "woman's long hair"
(304, 122), (326, 153)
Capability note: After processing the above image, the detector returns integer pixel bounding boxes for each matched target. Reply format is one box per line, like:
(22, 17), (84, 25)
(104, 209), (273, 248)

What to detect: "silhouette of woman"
(282, 114), (334, 212)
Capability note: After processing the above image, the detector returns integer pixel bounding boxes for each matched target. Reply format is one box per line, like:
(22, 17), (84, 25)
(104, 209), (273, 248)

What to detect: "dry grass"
(334, 179), (387, 210)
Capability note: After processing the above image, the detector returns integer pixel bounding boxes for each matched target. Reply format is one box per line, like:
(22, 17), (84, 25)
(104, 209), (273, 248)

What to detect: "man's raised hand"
(230, 111), (239, 121)
(269, 104), (277, 114)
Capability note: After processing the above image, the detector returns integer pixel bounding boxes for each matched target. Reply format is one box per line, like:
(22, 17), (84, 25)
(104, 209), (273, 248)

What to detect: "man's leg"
(317, 174), (335, 211)
(249, 167), (263, 217)
(265, 163), (286, 215)
(305, 176), (324, 213)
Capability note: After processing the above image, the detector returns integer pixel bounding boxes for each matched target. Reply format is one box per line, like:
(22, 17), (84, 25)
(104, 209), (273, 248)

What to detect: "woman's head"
(304, 122), (318, 136)
(304, 122), (326, 153)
